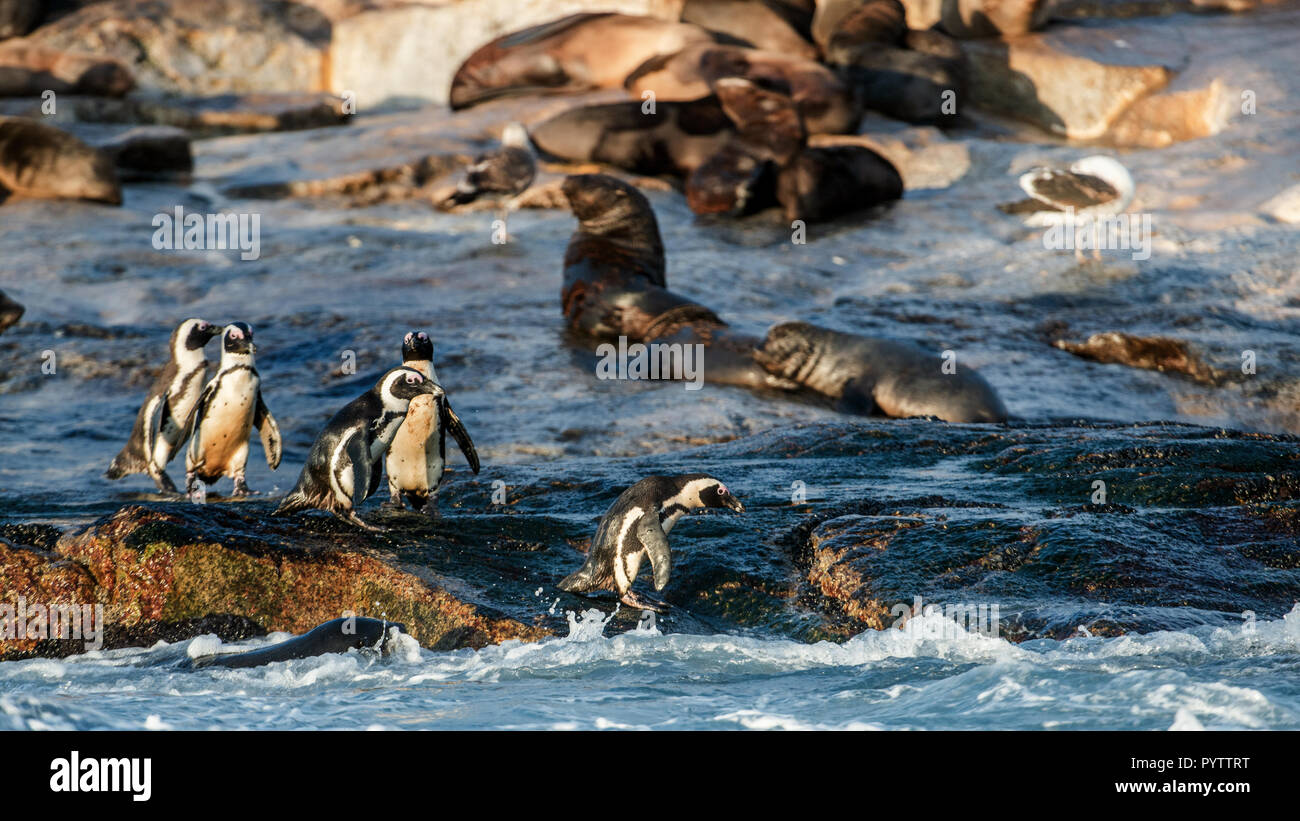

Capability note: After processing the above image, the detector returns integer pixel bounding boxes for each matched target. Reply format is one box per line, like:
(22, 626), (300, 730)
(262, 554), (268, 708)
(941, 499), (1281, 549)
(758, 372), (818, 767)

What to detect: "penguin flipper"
(254, 390), (282, 470)
(637, 518), (672, 592)
(445, 401), (480, 474)
(141, 395), (164, 468)
(180, 382), (215, 466)
(344, 433), (371, 511)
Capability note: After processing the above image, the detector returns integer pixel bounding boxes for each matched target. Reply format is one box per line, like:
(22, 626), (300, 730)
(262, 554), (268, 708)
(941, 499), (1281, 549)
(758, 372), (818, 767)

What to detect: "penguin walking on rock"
(182, 322), (281, 503)
(558, 474), (744, 611)
(274, 366), (442, 531)
(383, 331), (480, 514)
(106, 317), (221, 493)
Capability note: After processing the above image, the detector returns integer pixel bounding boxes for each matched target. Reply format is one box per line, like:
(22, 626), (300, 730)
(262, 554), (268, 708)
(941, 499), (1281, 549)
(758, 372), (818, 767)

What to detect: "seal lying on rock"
(755, 322), (1009, 422)
(687, 77), (902, 221)
(0, 42), (134, 97)
(185, 617), (407, 669)
(449, 13), (717, 109)
(0, 117), (122, 205)
(680, 0), (819, 59)
(562, 173), (1007, 422)
(528, 95), (734, 177)
(624, 43), (861, 135)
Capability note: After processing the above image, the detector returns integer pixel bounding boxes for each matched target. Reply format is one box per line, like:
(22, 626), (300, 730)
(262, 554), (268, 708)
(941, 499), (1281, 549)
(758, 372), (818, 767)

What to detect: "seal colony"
(446, 0), (977, 222)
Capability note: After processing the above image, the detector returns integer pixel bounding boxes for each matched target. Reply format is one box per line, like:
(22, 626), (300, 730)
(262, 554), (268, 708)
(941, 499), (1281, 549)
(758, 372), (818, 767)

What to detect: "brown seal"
(679, 0), (819, 59)
(529, 96), (734, 177)
(449, 13), (716, 110)
(625, 43), (860, 135)
(0, 117), (122, 205)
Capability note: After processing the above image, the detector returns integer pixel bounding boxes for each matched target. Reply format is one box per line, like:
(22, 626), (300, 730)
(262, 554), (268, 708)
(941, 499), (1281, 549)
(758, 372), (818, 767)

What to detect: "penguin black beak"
(726, 496), (745, 514)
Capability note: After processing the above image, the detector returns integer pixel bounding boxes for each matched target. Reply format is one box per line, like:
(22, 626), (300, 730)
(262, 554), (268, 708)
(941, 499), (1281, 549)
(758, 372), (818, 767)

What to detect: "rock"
(0, 0), (40, 40)
(24, 0), (332, 95)
(1053, 332), (1225, 385)
(1051, 0), (1259, 20)
(962, 28), (1176, 140)
(334, 2), (692, 107)
(940, 0), (1053, 37)
(0, 536), (100, 658)
(784, 425), (1300, 640)
(0, 288), (22, 333)
(0, 504), (548, 660)
(0, 41), (135, 97)
(897, 0), (943, 28)
(1106, 77), (1233, 147)
(680, 0), (819, 59)
(95, 125), (192, 180)
(0, 92), (351, 136)
(0, 116), (121, 204)
(1261, 184), (1300, 225)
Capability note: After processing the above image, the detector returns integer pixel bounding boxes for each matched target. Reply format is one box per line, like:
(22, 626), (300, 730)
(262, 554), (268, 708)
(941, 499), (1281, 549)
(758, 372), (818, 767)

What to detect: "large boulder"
(1, 504), (549, 660)
(23, 0), (332, 95)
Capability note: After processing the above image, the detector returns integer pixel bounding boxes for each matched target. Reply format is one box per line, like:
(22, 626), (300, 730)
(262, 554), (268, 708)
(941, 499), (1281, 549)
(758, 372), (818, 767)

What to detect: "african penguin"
(558, 473), (744, 611)
(274, 366), (442, 531)
(105, 317), (220, 493)
(182, 322), (282, 503)
(383, 331), (480, 514)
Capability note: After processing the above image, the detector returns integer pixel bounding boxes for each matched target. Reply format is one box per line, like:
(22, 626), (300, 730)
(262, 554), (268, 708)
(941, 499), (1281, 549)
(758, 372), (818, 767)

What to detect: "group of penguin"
(105, 318), (732, 610)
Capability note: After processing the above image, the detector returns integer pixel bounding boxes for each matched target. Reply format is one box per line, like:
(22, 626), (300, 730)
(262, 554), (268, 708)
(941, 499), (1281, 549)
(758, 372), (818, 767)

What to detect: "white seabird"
(998, 154), (1136, 261)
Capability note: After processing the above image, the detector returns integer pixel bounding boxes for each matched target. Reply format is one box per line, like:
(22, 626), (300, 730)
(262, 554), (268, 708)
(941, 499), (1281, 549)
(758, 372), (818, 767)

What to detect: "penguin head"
(378, 366), (442, 411)
(177, 318), (220, 352)
(402, 331), (434, 363)
(678, 473), (745, 513)
(222, 321), (255, 356)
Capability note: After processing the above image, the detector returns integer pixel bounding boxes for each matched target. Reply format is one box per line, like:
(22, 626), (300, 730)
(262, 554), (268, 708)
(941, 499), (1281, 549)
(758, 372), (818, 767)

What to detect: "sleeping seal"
(0, 117), (122, 205)
(186, 617), (407, 669)
(754, 321), (1008, 422)
(529, 96), (734, 177)
(449, 13), (716, 109)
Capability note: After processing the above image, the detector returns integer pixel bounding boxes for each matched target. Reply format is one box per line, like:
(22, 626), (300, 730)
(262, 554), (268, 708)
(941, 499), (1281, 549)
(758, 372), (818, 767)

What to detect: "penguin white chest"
(196, 371), (258, 474)
(387, 393), (443, 491)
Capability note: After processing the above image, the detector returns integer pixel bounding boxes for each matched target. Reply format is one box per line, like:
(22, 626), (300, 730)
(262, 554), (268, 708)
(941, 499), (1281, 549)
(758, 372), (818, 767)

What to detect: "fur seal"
(0, 290), (23, 335)
(558, 474), (744, 611)
(0, 42), (134, 97)
(185, 617), (407, 670)
(829, 28), (966, 126)
(686, 77), (902, 221)
(815, 0), (906, 52)
(754, 321), (1008, 422)
(0, 117), (122, 205)
(274, 367), (441, 531)
(182, 322), (282, 503)
(528, 95), (733, 177)
(106, 318), (221, 493)
(449, 13), (716, 110)
(624, 43), (859, 135)
(561, 173), (792, 391)
(383, 331), (480, 514)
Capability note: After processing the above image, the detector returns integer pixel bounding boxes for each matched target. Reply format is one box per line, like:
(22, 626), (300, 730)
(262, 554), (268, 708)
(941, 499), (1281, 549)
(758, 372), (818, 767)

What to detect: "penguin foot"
(338, 511), (385, 532)
(232, 478), (257, 497)
(619, 591), (668, 613)
(152, 471), (178, 494)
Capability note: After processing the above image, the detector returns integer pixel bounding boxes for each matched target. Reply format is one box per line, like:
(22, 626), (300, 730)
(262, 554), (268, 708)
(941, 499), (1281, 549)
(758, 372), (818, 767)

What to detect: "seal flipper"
(254, 390), (282, 470)
(445, 401), (480, 474)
